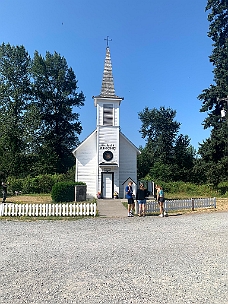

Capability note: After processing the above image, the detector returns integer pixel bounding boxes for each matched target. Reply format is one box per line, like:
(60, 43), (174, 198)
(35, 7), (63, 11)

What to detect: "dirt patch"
(6, 195), (52, 204)
(215, 198), (228, 212)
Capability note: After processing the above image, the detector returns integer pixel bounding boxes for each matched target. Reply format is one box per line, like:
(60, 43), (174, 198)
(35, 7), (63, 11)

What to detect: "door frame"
(101, 172), (114, 199)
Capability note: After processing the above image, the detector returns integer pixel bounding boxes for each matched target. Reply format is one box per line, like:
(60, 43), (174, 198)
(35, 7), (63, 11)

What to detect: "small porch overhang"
(99, 162), (118, 167)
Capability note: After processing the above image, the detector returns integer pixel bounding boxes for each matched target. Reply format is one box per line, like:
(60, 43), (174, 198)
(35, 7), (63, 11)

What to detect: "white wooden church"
(72, 46), (140, 199)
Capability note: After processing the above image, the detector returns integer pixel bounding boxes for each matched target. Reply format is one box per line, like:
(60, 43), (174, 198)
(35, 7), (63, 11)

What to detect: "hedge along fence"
(0, 202), (97, 217)
(217, 181), (228, 195)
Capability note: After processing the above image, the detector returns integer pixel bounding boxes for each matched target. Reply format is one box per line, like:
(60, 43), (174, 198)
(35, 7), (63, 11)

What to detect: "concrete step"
(96, 199), (127, 218)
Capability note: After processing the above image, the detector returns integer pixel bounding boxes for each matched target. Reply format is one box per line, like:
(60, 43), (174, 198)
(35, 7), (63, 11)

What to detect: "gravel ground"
(0, 212), (228, 304)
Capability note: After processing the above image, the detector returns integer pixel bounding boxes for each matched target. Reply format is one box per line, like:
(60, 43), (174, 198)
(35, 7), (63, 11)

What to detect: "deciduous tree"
(138, 106), (195, 182)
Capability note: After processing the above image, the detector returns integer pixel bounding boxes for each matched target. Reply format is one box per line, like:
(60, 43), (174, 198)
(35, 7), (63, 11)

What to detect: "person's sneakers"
(138, 213), (141, 217)
(158, 214), (164, 217)
(164, 212), (168, 217)
(128, 213), (134, 217)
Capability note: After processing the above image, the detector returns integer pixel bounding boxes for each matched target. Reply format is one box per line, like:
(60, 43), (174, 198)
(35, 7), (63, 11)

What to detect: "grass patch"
(7, 194), (52, 204)
(5, 194), (96, 205)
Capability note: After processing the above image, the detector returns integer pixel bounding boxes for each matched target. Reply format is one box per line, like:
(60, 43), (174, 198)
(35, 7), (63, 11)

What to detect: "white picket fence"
(0, 202), (97, 217)
(136, 197), (216, 214)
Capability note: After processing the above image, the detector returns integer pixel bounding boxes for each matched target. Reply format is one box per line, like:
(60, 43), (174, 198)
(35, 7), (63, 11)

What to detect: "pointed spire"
(100, 47), (117, 98)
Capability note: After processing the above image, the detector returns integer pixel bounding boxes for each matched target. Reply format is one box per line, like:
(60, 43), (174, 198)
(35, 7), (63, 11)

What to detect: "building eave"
(99, 162), (118, 167)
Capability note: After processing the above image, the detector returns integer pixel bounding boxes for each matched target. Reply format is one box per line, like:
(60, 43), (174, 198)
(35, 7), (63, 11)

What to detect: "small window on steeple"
(103, 104), (113, 125)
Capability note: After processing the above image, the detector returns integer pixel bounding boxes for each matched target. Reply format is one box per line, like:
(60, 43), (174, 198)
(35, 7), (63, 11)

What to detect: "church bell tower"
(93, 44), (123, 198)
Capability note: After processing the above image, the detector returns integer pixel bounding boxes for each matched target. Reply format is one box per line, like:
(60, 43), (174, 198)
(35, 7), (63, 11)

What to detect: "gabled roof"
(93, 47), (122, 99)
(72, 129), (141, 156)
(122, 177), (137, 185)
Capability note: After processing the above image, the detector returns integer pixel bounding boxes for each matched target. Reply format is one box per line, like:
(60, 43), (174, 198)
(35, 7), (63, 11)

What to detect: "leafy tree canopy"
(0, 43), (32, 177)
(31, 51), (85, 174)
(138, 106), (195, 182)
(0, 44), (85, 178)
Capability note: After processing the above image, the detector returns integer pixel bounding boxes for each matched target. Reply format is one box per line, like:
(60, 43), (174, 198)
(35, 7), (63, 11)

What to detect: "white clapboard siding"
(0, 202), (97, 217)
(119, 133), (138, 189)
(137, 198), (216, 214)
(98, 126), (119, 163)
(75, 131), (97, 197)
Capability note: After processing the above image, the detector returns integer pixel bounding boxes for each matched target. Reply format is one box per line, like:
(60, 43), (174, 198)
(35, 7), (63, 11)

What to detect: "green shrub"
(51, 182), (75, 203)
(22, 175), (55, 193)
(7, 177), (24, 194)
(7, 173), (74, 194)
(51, 182), (85, 203)
(217, 181), (228, 195)
(155, 181), (218, 198)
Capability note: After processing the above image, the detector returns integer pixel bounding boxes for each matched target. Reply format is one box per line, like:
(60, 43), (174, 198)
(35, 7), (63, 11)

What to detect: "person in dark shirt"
(2, 182), (8, 203)
(136, 183), (147, 217)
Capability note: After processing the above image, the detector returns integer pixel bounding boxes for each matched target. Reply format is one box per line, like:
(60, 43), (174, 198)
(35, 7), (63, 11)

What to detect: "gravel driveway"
(1, 212), (228, 304)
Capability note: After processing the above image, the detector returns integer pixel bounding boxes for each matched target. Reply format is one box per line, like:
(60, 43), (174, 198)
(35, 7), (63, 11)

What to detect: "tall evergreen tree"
(0, 43), (32, 177)
(31, 51), (85, 174)
(197, 0), (228, 184)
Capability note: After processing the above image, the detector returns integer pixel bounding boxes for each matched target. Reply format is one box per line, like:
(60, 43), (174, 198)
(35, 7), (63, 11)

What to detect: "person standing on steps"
(125, 181), (134, 217)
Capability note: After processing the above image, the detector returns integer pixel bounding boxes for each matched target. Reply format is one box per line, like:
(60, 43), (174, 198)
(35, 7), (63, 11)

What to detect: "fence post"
(213, 197), (216, 208)
(191, 198), (194, 211)
(0, 203), (2, 216)
(94, 203), (97, 217)
(15, 204), (18, 216)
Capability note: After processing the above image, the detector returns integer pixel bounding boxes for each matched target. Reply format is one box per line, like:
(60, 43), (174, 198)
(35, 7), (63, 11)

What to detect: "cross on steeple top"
(104, 36), (112, 47)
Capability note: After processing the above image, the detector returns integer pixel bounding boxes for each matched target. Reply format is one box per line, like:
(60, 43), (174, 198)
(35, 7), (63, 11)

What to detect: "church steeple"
(93, 44), (123, 103)
(100, 47), (116, 98)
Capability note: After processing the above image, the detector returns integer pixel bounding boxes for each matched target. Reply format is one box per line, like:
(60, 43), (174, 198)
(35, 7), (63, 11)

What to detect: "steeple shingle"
(100, 47), (118, 98)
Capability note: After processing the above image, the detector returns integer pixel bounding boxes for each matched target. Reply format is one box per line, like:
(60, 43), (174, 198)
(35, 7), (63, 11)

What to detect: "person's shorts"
(137, 199), (146, 204)
(158, 197), (165, 203)
(128, 198), (134, 204)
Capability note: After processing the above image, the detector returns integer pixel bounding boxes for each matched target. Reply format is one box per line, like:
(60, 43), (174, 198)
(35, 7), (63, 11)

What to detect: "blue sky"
(1, 0), (214, 150)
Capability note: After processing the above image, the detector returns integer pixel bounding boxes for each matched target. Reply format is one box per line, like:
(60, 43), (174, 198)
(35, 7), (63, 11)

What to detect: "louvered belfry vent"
(103, 104), (113, 125)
